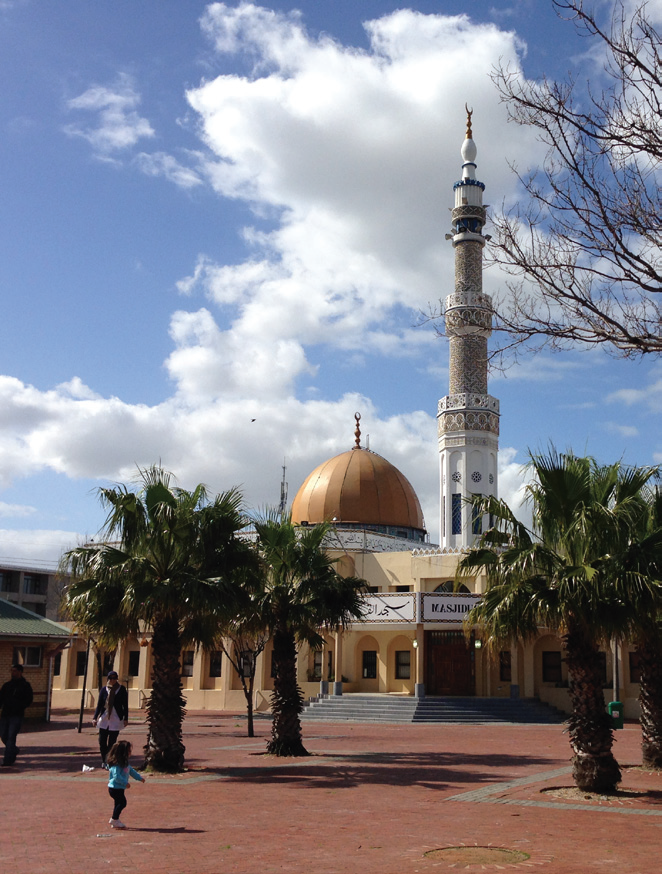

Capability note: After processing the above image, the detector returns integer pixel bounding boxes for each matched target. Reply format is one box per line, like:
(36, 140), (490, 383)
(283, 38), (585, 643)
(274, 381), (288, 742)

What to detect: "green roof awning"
(0, 599), (71, 639)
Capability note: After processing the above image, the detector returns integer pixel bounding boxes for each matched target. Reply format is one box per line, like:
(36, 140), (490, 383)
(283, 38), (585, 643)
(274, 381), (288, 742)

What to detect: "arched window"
(434, 581), (471, 594)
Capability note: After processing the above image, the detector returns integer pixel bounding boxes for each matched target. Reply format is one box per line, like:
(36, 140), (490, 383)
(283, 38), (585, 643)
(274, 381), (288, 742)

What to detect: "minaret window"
(472, 499), (483, 535)
(451, 493), (462, 535)
(471, 471), (482, 483)
(451, 471), (462, 483)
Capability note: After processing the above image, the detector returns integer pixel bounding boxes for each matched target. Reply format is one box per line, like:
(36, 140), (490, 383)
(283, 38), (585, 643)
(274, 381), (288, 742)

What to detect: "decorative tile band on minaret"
(437, 108), (499, 549)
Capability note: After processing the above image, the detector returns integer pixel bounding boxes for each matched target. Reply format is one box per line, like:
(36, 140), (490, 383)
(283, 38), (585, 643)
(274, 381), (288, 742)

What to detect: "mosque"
(50, 118), (642, 719)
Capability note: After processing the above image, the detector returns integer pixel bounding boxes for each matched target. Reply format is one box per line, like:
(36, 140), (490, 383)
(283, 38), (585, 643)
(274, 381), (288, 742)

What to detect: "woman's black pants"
(99, 728), (119, 764)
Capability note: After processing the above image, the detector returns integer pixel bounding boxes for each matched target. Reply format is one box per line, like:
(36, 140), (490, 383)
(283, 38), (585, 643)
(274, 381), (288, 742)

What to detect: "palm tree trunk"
(564, 628), (621, 793)
(637, 633), (662, 769)
(143, 615), (187, 772)
(267, 627), (308, 757)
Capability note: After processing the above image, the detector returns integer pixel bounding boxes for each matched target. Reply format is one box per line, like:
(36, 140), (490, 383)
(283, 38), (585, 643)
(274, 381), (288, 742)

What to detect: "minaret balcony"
(437, 393), (500, 415)
(445, 308), (493, 334)
(451, 204), (486, 223)
(451, 231), (486, 247)
(445, 291), (492, 311)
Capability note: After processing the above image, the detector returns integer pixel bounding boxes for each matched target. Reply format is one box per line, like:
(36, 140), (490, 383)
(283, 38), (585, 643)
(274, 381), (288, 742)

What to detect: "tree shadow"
(194, 749), (565, 793)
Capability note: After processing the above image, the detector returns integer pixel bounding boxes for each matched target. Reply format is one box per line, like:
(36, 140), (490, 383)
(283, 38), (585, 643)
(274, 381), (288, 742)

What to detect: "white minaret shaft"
(437, 110), (499, 549)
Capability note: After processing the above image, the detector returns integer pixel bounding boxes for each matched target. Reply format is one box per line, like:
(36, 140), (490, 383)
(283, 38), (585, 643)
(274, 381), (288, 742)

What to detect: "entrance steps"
(301, 694), (565, 724)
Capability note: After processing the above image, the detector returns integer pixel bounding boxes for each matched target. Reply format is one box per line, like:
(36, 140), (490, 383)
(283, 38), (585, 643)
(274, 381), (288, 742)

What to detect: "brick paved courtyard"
(1, 710), (661, 873)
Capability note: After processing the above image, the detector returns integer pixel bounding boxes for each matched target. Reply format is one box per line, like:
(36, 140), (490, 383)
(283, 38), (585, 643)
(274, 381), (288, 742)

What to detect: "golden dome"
(291, 440), (426, 540)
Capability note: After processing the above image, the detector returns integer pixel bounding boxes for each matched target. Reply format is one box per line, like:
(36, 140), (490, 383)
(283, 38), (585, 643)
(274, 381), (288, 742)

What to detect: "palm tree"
(63, 466), (256, 773)
(459, 450), (661, 793)
(615, 486), (662, 768)
(251, 514), (366, 757)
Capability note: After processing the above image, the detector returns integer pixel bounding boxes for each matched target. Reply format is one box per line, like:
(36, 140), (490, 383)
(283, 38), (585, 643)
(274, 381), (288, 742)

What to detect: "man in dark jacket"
(0, 664), (34, 766)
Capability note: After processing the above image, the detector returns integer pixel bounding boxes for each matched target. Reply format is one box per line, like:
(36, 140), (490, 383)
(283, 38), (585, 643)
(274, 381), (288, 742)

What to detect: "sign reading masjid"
(360, 593), (480, 625)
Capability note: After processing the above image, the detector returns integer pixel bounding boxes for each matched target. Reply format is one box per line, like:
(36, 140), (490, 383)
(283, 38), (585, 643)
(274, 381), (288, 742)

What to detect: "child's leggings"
(108, 788), (127, 821)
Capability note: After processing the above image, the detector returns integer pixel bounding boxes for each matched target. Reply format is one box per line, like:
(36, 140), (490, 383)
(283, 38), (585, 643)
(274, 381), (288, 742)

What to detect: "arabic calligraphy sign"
(362, 595), (416, 623)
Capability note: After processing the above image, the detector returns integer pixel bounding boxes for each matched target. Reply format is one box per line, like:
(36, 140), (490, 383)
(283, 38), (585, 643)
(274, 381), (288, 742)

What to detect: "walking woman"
(93, 670), (129, 769)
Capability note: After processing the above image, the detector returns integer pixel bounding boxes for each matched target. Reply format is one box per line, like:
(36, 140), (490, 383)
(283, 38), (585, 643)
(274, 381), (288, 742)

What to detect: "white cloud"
(5, 5), (570, 558)
(56, 377), (102, 401)
(134, 151), (203, 188)
(604, 422), (639, 439)
(0, 529), (81, 567)
(497, 446), (530, 521)
(607, 376), (662, 412)
(185, 3), (540, 363)
(0, 502), (35, 519)
(64, 74), (155, 154)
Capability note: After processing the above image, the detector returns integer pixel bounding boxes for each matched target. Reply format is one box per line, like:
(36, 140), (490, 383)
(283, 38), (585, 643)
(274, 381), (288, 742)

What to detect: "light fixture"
(474, 639), (482, 649)
(412, 639), (418, 649)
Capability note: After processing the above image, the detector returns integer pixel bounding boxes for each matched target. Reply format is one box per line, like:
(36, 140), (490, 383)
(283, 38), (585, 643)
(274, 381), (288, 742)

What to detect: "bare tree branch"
(427, 1), (662, 363)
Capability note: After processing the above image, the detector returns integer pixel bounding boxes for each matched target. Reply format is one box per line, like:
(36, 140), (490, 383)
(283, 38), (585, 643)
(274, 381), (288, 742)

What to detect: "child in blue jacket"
(106, 740), (146, 829)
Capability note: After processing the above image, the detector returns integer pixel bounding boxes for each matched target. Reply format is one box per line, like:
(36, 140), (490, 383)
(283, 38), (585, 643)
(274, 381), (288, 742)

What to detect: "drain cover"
(424, 846), (530, 864)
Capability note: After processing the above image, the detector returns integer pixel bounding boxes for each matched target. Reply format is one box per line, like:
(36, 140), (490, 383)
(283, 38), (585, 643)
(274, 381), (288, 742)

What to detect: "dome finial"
(465, 104), (473, 139)
(354, 412), (361, 449)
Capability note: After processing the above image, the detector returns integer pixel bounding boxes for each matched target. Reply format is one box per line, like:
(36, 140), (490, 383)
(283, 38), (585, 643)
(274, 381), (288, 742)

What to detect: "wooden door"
(426, 630), (474, 696)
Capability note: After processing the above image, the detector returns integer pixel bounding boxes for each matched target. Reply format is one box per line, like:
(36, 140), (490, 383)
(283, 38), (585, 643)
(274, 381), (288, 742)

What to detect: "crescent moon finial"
(465, 104), (473, 139)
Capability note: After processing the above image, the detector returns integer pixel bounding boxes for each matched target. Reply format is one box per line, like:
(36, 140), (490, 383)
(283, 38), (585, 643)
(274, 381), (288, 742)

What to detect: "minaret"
(437, 109), (499, 549)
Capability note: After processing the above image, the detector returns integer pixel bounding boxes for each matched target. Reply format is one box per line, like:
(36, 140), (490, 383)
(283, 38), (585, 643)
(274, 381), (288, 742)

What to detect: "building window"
(472, 498), (482, 535)
(367, 586), (380, 593)
(53, 653), (62, 676)
(434, 581), (471, 593)
(0, 571), (17, 592)
(542, 651), (563, 683)
(238, 650), (255, 678)
(181, 650), (194, 677)
(31, 602), (46, 617)
(629, 651), (642, 684)
(395, 651), (411, 680)
(362, 650), (377, 679)
(128, 651), (141, 677)
(499, 651), (512, 682)
(327, 650), (333, 680)
(75, 650), (88, 676)
(208, 651), (223, 678)
(312, 650), (323, 680)
(394, 585), (411, 592)
(13, 646), (42, 668)
(451, 493), (462, 535)
(270, 651), (277, 679)
(102, 652), (115, 677)
(23, 574), (45, 595)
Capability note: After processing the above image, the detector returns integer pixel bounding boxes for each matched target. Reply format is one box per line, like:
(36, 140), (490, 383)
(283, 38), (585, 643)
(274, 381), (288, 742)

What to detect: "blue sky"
(0, 0), (660, 564)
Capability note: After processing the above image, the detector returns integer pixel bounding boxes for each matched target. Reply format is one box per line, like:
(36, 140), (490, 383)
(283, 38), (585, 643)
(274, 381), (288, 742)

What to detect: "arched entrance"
(425, 630), (475, 696)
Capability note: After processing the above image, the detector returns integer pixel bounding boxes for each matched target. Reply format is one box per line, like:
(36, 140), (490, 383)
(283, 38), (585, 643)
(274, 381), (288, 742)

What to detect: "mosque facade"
(50, 120), (642, 719)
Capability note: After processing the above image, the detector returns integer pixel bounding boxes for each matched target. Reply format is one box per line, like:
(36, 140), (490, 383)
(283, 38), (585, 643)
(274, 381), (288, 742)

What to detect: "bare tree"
(217, 633), (267, 738)
(476, 1), (662, 360)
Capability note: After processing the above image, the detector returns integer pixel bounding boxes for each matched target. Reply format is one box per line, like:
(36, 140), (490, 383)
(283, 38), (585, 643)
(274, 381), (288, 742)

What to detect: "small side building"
(0, 599), (72, 720)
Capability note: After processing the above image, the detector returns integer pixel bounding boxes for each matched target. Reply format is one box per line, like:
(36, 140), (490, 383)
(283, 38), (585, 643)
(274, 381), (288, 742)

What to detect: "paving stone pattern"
(1, 712), (661, 873)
